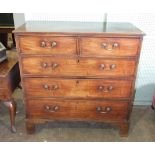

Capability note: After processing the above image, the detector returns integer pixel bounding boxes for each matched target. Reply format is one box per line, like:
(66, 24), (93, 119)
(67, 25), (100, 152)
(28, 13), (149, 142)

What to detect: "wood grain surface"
(14, 21), (144, 136)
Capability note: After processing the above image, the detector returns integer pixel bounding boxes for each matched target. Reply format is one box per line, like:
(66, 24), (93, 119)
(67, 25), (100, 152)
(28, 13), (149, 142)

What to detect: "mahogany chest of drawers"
(14, 21), (144, 136)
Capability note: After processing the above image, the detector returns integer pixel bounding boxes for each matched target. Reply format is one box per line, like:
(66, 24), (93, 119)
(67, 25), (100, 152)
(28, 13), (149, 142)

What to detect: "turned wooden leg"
(26, 121), (36, 134)
(3, 100), (16, 133)
(119, 121), (129, 137)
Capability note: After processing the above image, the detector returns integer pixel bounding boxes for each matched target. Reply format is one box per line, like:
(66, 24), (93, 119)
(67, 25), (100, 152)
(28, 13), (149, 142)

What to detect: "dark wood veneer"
(14, 21), (144, 136)
(21, 56), (137, 78)
(23, 78), (133, 99)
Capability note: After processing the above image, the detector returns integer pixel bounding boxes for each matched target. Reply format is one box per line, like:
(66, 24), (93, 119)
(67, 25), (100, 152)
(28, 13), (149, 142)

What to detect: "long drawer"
(19, 36), (77, 55)
(23, 78), (133, 99)
(21, 56), (137, 77)
(81, 37), (140, 57)
(27, 99), (128, 121)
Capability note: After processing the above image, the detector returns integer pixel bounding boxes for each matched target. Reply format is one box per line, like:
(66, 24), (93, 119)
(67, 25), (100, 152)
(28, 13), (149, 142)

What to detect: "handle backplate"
(96, 106), (112, 114)
(101, 42), (119, 51)
(44, 105), (59, 112)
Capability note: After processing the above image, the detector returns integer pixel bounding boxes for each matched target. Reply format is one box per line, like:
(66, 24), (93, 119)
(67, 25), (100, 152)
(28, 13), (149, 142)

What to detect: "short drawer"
(21, 56), (137, 78)
(23, 78), (133, 99)
(27, 99), (128, 121)
(19, 36), (77, 55)
(81, 37), (140, 57)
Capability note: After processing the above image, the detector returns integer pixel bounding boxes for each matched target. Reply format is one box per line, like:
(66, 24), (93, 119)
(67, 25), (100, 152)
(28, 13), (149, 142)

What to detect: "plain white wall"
(13, 13), (25, 28)
(25, 13), (107, 22)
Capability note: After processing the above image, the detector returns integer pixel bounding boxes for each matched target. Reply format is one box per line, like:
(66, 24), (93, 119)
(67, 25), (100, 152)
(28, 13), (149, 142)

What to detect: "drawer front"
(81, 37), (140, 57)
(24, 78), (132, 99)
(19, 36), (76, 55)
(27, 99), (128, 121)
(22, 57), (137, 77)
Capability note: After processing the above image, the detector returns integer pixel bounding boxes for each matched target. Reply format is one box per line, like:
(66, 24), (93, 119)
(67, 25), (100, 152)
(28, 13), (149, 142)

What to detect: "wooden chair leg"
(3, 100), (16, 133)
(14, 101), (17, 116)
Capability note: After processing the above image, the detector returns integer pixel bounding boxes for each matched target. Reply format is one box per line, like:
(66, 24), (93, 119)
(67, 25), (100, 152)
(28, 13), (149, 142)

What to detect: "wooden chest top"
(13, 21), (145, 36)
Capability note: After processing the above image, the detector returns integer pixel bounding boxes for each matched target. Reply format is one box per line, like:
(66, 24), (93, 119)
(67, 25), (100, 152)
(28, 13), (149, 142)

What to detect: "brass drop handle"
(41, 62), (48, 68)
(44, 105), (59, 112)
(98, 86), (104, 91)
(51, 85), (59, 90)
(101, 42), (119, 51)
(100, 64), (105, 70)
(96, 106), (112, 114)
(40, 41), (46, 47)
(43, 84), (49, 90)
(108, 86), (113, 91)
(110, 64), (116, 70)
(51, 41), (57, 48)
(99, 64), (116, 70)
(43, 84), (59, 90)
(98, 85), (113, 92)
(51, 63), (59, 69)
